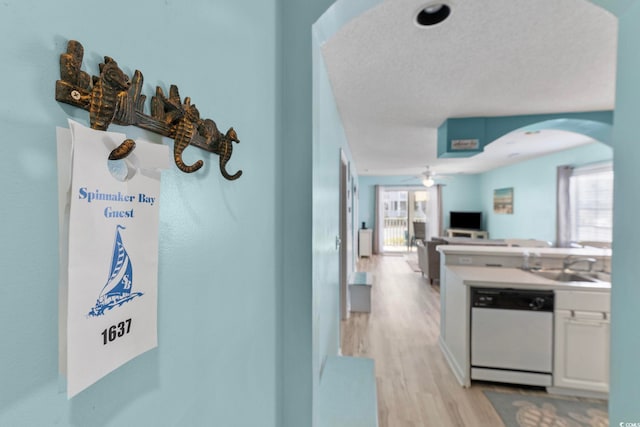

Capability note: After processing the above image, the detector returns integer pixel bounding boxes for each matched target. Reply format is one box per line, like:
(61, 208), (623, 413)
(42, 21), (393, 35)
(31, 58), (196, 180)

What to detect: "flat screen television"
(450, 211), (482, 230)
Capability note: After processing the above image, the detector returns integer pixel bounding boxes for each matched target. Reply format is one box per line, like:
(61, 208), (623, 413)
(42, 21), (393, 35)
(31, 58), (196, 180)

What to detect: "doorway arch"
(313, 0), (639, 424)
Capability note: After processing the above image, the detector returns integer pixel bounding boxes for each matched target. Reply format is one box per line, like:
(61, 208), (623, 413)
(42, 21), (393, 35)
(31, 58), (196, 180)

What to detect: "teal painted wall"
(438, 118), (486, 157)
(440, 175), (484, 230)
(280, 1), (337, 426)
(603, 0), (640, 423)
(0, 1), (285, 426)
(282, 0), (338, 427)
(357, 142), (612, 243)
(438, 112), (613, 157)
(480, 143), (613, 242)
(311, 29), (358, 426)
(311, 2), (387, 424)
(312, 27), (340, 425)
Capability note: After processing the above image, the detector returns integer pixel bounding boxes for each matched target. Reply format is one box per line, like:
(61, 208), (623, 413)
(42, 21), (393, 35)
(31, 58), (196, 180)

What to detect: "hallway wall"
(0, 1), (284, 425)
(597, 0), (640, 422)
(280, 0), (344, 425)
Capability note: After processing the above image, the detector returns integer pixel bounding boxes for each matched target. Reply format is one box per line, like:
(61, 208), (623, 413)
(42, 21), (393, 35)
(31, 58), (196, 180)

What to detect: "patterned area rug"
(483, 390), (608, 427)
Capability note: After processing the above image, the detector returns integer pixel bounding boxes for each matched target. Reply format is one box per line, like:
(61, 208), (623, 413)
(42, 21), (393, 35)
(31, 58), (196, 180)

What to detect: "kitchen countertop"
(447, 265), (611, 291)
(439, 245), (611, 258)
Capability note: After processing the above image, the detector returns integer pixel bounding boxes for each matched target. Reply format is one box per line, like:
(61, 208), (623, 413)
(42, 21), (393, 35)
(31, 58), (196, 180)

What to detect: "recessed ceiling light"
(524, 130), (541, 135)
(416, 3), (451, 26)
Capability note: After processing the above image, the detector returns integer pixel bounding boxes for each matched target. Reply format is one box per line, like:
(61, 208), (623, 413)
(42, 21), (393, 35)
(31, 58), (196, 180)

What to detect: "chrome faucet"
(562, 255), (597, 272)
(521, 252), (542, 271)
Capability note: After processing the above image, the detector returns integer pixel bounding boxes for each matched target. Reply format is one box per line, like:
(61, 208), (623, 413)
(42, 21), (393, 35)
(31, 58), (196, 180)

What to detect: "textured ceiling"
(321, 0), (618, 176)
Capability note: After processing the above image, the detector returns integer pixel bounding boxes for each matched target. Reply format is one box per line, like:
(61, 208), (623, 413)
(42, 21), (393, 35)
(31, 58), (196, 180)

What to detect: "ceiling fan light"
(422, 177), (435, 187)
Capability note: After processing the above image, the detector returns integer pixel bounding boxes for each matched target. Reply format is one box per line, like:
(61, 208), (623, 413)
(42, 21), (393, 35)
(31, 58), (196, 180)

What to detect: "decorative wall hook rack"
(55, 40), (242, 179)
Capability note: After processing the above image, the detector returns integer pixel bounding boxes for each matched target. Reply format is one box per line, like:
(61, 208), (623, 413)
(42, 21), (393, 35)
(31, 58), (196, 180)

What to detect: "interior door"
(339, 152), (348, 321)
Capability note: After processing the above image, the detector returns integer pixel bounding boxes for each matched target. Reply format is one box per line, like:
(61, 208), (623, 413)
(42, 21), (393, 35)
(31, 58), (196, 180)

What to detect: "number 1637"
(101, 319), (132, 345)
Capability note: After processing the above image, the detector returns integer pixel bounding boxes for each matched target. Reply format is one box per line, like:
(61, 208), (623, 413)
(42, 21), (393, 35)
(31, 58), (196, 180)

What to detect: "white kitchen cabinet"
(439, 266), (471, 387)
(553, 291), (610, 395)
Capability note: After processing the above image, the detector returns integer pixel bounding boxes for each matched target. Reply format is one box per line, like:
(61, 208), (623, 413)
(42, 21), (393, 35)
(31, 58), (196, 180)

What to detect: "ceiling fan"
(402, 165), (450, 187)
(420, 166), (437, 187)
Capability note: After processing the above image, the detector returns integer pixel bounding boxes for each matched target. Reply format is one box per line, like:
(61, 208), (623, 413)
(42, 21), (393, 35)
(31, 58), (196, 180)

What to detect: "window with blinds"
(569, 163), (613, 243)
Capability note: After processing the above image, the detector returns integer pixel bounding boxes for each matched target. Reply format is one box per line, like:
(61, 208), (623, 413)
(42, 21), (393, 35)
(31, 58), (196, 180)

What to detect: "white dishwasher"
(471, 287), (554, 387)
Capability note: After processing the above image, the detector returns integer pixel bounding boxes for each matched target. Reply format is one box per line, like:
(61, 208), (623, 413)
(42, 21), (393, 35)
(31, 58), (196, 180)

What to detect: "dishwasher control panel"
(471, 288), (554, 312)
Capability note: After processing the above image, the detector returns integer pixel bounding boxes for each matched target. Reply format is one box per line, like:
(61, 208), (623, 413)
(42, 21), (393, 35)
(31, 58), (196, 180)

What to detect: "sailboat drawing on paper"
(89, 225), (142, 317)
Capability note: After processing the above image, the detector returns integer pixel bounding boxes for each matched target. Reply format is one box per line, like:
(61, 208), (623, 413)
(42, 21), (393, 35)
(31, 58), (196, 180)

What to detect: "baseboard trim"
(546, 386), (609, 400)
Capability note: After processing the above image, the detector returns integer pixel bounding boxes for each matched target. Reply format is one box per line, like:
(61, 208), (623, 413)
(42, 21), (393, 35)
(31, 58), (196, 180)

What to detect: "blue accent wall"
(438, 118), (486, 157)
(312, 2), (384, 424)
(480, 143), (612, 242)
(358, 142), (611, 243)
(279, 1), (336, 425)
(440, 175), (484, 230)
(0, 0), (300, 426)
(594, 0), (640, 423)
(438, 111), (613, 157)
(311, 31), (358, 426)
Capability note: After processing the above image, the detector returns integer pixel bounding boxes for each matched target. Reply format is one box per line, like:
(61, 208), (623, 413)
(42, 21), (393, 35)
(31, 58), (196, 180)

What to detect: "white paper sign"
(58, 120), (170, 398)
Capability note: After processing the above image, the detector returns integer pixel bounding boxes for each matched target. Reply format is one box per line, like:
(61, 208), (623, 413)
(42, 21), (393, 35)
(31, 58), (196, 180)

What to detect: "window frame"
(558, 161), (613, 247)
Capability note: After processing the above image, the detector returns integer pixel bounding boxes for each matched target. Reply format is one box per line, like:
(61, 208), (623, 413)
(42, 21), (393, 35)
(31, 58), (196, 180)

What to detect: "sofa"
(416, 239), (443, 285)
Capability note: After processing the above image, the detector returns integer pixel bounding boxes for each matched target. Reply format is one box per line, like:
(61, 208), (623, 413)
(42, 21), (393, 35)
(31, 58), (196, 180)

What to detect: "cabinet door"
(554, 310), (610, 392)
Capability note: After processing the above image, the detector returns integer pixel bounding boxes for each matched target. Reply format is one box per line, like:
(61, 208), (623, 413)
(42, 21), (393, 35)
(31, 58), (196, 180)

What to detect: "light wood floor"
(341, 254), (564, 427)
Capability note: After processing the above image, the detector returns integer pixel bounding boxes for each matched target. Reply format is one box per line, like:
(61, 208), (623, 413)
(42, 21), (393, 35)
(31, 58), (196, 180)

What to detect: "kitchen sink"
(579, 271), (612, 282)
(526, 269), (596, 283)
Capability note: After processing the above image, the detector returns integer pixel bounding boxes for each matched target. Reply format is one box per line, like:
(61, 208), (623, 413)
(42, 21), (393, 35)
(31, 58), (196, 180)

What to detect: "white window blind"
(569, 162), (613, 243)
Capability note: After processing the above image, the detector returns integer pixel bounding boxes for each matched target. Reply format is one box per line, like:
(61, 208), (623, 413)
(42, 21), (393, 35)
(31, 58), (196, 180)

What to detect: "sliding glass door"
(381, 189), (427, 252)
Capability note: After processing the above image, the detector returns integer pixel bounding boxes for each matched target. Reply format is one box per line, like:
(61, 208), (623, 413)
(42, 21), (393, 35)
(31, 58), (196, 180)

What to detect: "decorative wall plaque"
(450, 139), (480, 151)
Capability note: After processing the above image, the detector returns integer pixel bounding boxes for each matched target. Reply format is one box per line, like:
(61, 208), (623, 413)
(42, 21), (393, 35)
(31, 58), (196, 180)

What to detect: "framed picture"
(494, 187), (514, 214)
